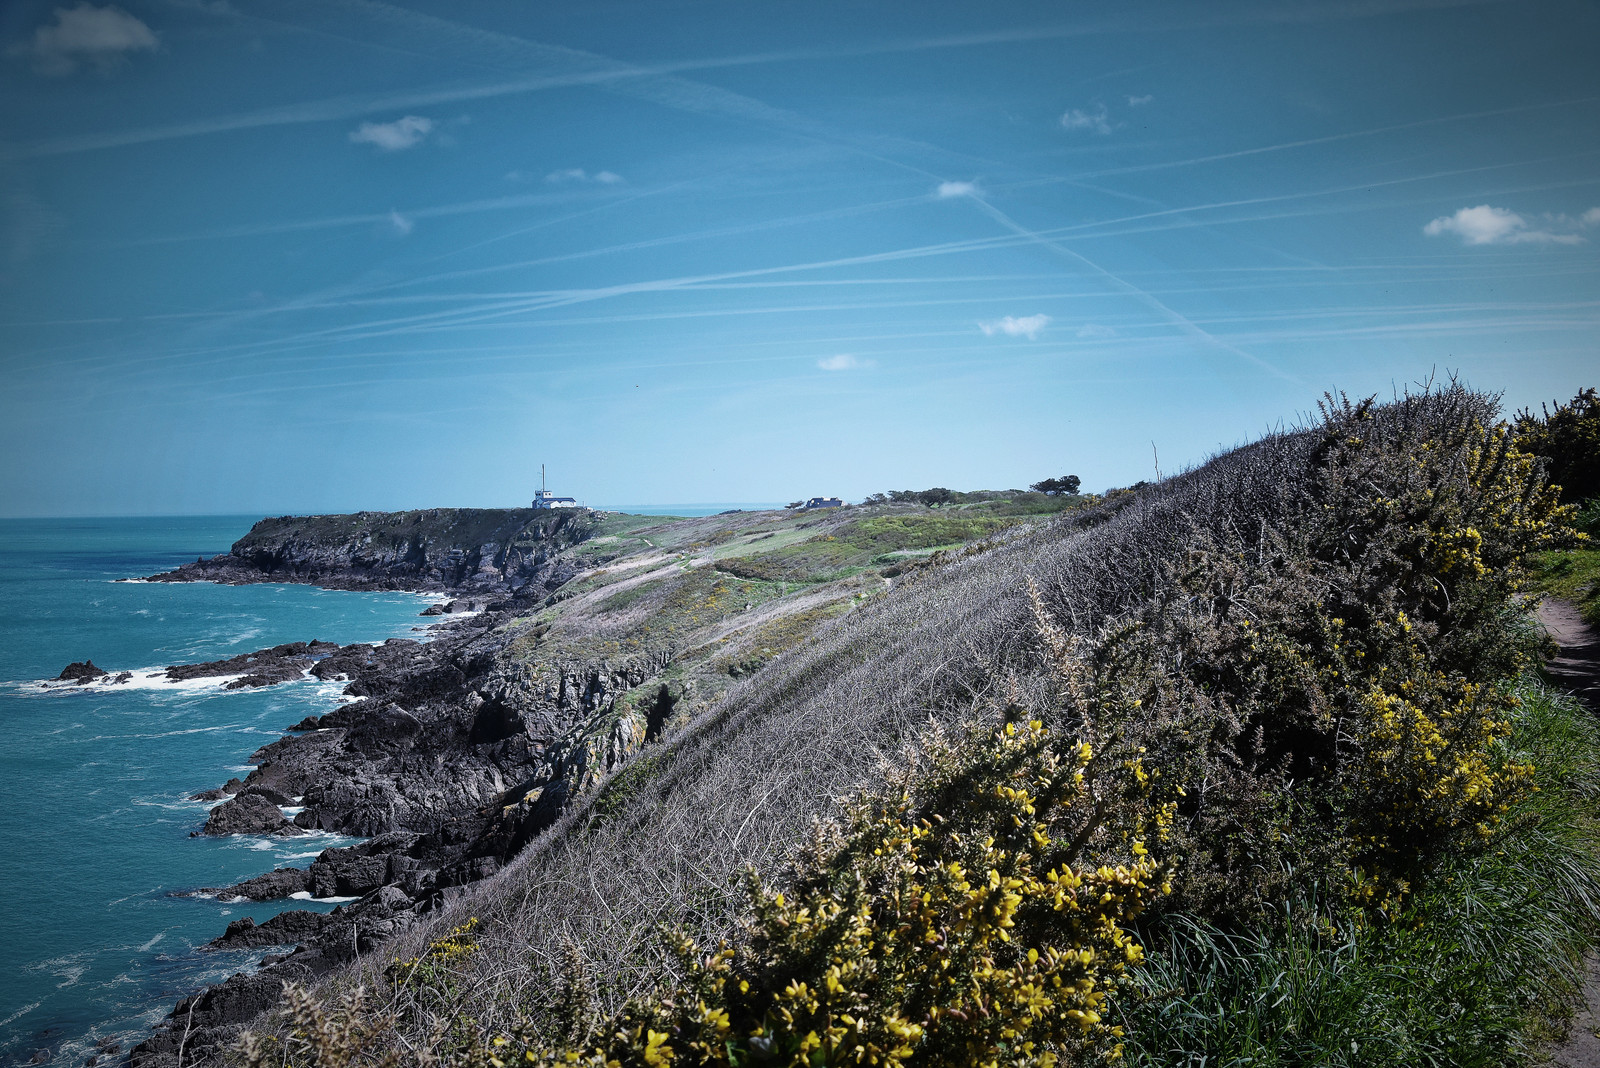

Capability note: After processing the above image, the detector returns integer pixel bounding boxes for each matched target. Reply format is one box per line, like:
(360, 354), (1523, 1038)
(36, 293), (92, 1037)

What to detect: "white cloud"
(979, 314), (1052, 339)
(1127, 94), (1154, 107)
(387, 210), (413, 236)
(1060, 104), (1113, 135)
(545, 168), (625, 185)
(1076, 323), (1117, 339)
(349, 115), (434, 151)
(1422, 204), (1590, 246)
(935, 180), (978, 199)
(817, 353), (872, 371)
(27, 3), (157, 76)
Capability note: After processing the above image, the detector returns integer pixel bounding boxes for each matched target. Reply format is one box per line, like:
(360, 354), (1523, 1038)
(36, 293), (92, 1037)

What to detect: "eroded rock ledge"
(131, 598), (680, 1068)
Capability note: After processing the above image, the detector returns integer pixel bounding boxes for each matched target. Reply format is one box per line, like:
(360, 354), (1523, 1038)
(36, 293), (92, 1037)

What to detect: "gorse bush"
(1099, 393), (1576, 917)
(1515, 386), (1600, 504)
(505, 717), (1172, 1068)
(1117, 683), (1600, 1068)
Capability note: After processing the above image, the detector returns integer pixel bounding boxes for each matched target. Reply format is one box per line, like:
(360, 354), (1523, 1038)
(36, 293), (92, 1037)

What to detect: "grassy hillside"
(478, 499), (1087, 784)
(230, 388), (1599, 1068)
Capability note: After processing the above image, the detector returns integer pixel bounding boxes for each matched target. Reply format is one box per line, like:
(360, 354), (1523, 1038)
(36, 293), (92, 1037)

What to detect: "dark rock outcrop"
(56, 661), (107, 684)
(164, 641), (339, 689)
(208, 867), (311, 901)
(210, 910), (332, 950)
(144, 508), (595, 596)
(196, 794), (302, 837)
(135, 595), (678, 1068)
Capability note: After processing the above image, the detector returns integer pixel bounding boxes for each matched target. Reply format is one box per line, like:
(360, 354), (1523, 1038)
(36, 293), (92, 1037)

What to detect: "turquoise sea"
(0, 518), (441, 1067)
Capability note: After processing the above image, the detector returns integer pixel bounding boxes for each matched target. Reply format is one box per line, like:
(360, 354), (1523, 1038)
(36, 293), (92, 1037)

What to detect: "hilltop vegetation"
(169, 386), (1600, 1068)
(1521, 388), (1600, 622)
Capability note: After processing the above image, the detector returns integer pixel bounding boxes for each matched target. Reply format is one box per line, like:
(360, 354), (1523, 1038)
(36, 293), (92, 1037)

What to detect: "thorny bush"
(494, 713), (1174, 1068)
(1514, 386), (1600, 505)
(1118, 392), (1575, 916)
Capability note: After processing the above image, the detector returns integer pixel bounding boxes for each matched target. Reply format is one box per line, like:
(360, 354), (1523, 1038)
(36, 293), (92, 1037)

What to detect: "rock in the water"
(57, 661), (107, 684)
(196, 793), (303, 837)
(210, 910), (331, 949)
(204, 866), (312, 901)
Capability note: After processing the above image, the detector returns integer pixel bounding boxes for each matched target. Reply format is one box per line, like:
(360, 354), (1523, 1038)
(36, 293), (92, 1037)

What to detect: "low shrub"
(1515, 386), (1600, 503)
(1118, 682), (1600, 1068)
(508, 717), (1172, 1068)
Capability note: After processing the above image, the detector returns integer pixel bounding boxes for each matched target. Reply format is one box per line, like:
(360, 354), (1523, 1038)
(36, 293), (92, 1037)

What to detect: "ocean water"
(0, 517), (443, 1067)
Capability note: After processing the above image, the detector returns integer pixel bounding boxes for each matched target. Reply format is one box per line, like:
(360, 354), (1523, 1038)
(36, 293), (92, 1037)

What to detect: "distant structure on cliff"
(803, 496), (844, 510)
(532, 465), (580, 509)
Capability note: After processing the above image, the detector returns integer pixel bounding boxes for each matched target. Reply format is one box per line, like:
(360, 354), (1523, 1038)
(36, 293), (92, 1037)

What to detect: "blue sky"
(1, 0), (1596, 516)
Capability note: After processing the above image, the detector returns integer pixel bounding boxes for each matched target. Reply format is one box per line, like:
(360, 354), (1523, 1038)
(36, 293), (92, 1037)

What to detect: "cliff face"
(147, 508), (597, 594)
(130, 612), (675, 1068)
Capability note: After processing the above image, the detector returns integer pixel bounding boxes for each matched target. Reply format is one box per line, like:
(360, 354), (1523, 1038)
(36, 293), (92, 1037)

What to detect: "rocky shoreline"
(81, 509), (674, 1068)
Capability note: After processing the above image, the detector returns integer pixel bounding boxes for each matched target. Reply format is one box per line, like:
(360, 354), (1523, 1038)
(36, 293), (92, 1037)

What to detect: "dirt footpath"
(1542, 598), (1600, 1068)
(1541, 598), (1600, 714)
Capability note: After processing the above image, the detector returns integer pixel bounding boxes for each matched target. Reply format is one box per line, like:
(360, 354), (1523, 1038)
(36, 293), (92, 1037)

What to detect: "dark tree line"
(1029, 474), (1081, 495)
(854, 477), (1083, 508)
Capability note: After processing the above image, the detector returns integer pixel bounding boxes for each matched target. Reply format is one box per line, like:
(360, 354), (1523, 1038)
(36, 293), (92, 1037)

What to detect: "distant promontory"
(145, 508), (596, 595)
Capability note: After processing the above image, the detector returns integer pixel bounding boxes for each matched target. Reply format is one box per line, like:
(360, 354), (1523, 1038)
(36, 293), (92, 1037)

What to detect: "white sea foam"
(289, 892), (360, 903)
(131, 793), (231, 812)
(137, 932), (165, 952)
(18, 667), (252, 696)
(0, 1002), (40, 1028)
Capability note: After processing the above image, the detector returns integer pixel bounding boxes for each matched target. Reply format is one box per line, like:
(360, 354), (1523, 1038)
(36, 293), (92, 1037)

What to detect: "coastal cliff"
(123, 499), (1080, 1067)
(146, 508), (596, 594)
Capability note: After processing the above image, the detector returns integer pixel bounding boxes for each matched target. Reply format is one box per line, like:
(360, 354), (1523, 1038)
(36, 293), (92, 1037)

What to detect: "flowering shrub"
(1514, 386), (1600, 504)
(1126, 393), (1576, 916)
(503, 719), (1171, 1068)
(388, 918), (481, 992)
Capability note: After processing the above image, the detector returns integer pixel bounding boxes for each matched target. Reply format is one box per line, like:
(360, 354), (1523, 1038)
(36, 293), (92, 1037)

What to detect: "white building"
(532, 489), (579, 509)
(532, 465), (579, 508)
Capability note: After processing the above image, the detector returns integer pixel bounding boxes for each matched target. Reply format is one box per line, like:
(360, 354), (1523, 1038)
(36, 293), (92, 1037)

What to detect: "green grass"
(706, 512), (1024, 584)
(837, 513), (1020, 551)
(1118, 680), (1600, 1068)
(1527, 549), (1600, 624)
